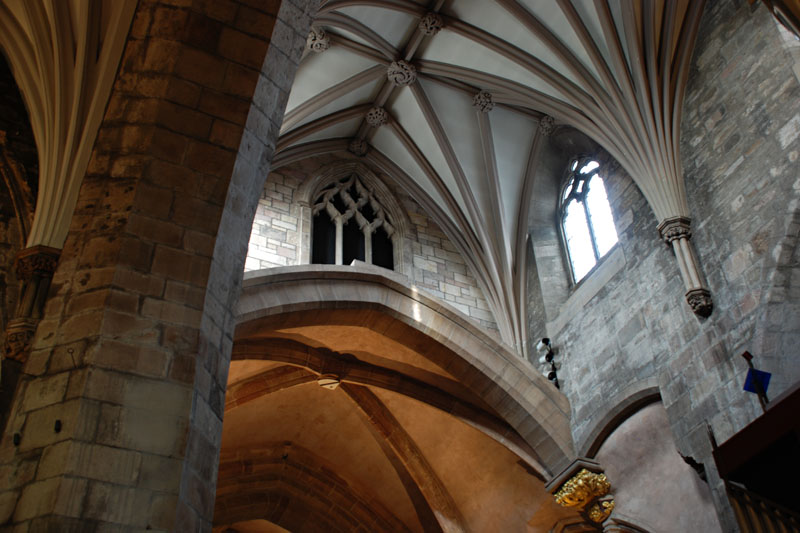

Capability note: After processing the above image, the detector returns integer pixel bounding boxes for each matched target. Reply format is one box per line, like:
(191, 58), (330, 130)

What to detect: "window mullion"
(335, 217), (343, 265)
(582, 195), (601, 262)
(364, 226), (372, 264)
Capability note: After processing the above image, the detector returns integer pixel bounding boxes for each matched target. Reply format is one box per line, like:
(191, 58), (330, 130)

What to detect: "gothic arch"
(295, 160), (413, 276)
(580, 386), (662, 458)
(751, 198), (800, 397)
(234, 264), (574, 475)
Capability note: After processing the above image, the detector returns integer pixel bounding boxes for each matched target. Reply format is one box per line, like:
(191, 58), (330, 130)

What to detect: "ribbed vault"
(276, 0), (711, 353)
(220, 265), (577, 531)
(0, 0), (136, 247)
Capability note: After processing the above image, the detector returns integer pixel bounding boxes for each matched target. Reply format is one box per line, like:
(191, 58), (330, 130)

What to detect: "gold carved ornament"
(553, 468), (611, 508)
(587, 500), (615, 523)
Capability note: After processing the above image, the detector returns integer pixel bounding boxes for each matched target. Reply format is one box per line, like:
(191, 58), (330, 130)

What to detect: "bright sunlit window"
(561, 157), (618, 283)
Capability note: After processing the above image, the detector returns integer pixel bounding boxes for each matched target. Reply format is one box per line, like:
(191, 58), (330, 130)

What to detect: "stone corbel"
(546, 459), (616, 530)
(657, 217), (713, 318)
(3, 245), (61, 364)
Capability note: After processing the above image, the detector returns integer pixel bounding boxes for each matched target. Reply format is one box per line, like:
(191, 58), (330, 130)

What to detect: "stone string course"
(245, 154), (498, 331)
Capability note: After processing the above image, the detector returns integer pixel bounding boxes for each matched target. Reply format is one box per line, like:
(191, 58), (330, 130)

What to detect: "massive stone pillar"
(0, 0), (316, 530)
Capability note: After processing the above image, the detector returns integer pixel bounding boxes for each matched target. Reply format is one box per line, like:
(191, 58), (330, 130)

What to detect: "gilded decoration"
(553, 468), (611, 508)
(587, 500), (615, 523)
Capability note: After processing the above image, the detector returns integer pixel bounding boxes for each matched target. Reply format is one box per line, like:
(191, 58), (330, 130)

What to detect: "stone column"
(546, 458), (616, 530)
(1, 245), (60, 431)
(3, 246), (61, 362)
(657, 217), (713, 317)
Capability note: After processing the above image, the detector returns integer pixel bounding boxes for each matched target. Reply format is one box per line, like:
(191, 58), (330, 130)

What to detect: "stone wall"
(244, 154), (498, 331)
(528, 2), (800, 530)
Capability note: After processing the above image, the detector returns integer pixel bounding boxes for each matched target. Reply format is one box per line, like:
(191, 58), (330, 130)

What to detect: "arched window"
(560, 156), (618, 283)
(311, 174), (394, 270)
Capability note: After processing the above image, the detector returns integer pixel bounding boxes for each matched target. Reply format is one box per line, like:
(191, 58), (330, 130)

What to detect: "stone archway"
(235, 265), (574, 473)
(220, 264), (576, 531)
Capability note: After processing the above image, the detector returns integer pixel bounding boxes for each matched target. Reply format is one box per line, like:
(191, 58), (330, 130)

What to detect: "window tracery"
(560, 156), (618, 283)
(311, 174), (395, 270)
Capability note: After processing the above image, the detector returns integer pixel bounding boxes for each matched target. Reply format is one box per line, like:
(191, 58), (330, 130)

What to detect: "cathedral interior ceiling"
(277, 0), (708, 352)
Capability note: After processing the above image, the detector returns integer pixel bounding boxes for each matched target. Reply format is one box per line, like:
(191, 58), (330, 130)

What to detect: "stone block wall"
(245, 171), (303, 269)
(244, 154), (498, 331)
(527, 2), (800, 529)
(399, 193), (495, 328)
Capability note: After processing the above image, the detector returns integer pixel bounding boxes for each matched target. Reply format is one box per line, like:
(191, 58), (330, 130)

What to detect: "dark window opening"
(372, 229), (394, 270)
(342, 218), (365, 265)
(311, 175), (396, 271)
(312, 212), (336, 264)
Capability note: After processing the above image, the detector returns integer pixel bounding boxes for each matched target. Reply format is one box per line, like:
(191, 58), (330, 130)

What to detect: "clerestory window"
(560, 156), (618, 283)
(311, 174), (394, 270)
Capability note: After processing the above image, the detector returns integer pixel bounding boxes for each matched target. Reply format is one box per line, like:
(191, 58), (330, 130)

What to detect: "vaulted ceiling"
(274, 0), (706, 354)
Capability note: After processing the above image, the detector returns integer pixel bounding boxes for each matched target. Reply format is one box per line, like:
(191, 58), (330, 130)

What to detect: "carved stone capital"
(538, 115), (555, 136)
(15, 245), (61, 281)
(306, 27), (330, 53)
(472, 90), (494, 113)
(366, 107), (388, 127)
(4, 318), (37, 363)
(554, 468), (611, 508)
(418, 13), (443, 35)
(686, 288), (713, 318)
(387, 60), (417, 86)
(657, 216), (692, 244)
(348, 138), (368, 156)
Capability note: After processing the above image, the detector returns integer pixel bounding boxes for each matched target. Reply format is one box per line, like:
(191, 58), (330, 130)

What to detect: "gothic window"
(560, 156), (618, 283)
(312, 175), (395, 270)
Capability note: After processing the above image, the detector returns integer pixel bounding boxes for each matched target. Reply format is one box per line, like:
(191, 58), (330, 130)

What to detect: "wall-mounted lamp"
(536, 338), (560, 389)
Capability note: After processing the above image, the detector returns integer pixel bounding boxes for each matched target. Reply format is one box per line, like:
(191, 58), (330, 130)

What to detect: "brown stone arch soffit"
(215, 444), (411, 532)
(235, 265), (574, 476)
(227, 336), (546, 479)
